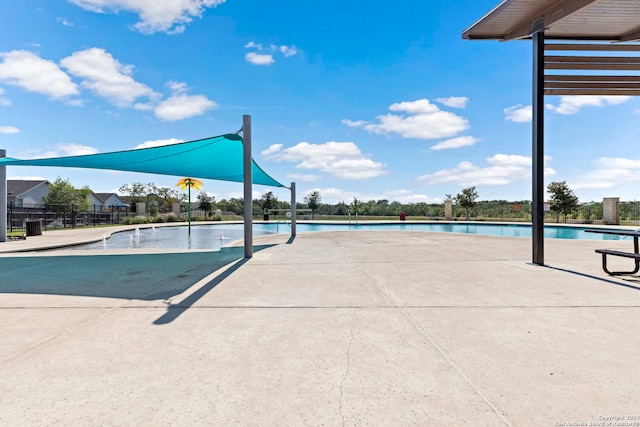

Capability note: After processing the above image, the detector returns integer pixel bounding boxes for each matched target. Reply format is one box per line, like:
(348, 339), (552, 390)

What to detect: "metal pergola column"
(532, 31), (545, 265)
(243, 114), (253, 258)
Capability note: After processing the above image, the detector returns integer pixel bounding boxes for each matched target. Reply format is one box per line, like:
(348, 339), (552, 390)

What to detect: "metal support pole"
(0, 149), (6, 242)
(290, 182), (296, 237)
(532, 31), (545, 265)
(243, 115), (253, 258)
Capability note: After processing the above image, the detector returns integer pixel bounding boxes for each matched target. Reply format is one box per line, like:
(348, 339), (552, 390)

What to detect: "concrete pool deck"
(1, 227), (640, 425)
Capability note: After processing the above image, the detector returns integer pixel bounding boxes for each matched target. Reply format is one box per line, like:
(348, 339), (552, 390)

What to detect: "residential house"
(89, 192), (128, 212)
(7, 180), (50, 206)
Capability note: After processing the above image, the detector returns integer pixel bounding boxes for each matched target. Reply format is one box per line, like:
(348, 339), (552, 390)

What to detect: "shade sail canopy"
(0, 134), (284, 188)
(463, 0), (640, 42)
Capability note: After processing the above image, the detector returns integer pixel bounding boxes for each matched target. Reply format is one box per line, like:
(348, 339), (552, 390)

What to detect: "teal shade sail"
(0, 134), (284, 187)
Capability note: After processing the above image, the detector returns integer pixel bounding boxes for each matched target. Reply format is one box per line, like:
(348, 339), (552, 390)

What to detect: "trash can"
(399, 213), (406, 221)
(263, 213), (269, 221)
(25, 219), (43, 236)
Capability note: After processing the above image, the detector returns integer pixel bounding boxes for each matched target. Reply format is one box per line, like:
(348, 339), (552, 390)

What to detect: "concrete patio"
(1, 228), (639, 426)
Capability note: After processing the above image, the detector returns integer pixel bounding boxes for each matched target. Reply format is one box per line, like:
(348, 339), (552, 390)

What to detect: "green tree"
(455, 187), (479, 220)
(155, 186), (182, 213)
(349, 197), (364, 215)
(119, 182), (147, 213)
(547, 181), (579, 223)
(43, 177), (88, 214)
(260, 191), (277, 211)
(304, 190), (321, 219)
(197, 191), (215, 217)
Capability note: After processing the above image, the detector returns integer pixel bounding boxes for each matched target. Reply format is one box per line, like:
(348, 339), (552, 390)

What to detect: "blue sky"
(2, 0), (640, 205)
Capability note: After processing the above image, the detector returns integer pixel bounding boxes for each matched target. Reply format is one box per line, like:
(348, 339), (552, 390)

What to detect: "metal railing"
(6, 202), (133, 233)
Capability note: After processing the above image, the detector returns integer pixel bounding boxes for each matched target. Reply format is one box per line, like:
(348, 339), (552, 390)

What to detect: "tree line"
(41, 177), (586, 222)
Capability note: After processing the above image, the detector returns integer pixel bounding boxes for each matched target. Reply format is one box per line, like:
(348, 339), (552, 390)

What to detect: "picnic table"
(585, 228), (640, 275)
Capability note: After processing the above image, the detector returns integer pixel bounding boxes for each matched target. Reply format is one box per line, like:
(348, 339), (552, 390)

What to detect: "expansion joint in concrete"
(338, 308), (356, 426)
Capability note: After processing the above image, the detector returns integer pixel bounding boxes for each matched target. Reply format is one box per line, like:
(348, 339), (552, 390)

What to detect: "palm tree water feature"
(74, 222), (632, 251)
(176, 177), (203, 234)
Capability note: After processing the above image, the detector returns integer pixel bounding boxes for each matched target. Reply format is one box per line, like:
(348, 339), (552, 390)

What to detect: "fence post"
(9, 200), (13, 233)
(0, 149), (5, 242)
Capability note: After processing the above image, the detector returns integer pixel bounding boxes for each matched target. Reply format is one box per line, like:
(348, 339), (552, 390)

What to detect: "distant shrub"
(122, 216), (150, 225)
(166, 214), (184, 222)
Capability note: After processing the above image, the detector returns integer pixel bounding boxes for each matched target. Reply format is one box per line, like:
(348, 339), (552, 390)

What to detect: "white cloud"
(244, 42), (299, 65)
(260, 144), (283, 156)
(68, 0), (226, 34)
(572, 157), (640, 191)
(300, 187), (440, 205)
(153, 82), (217, 121)
(245, 41), (263, 50)
(430, 136), (480, 151)
(57, 17), (74, 26)
(245, 52), (274, 66)
(341, 119), (369, 127)
(134, 138), (185, 149)
(279, 45), (298, 57)
(436, 96), (469, 109)
(57, 143), (99, 156)
(0, 50), (78, 100)
(0, 87), (9, 106)
(8, 175), (47, 181)
(504, 104), (532, 123)
(287, 173), (319, 182)
(22, 143), (99, 158)
(346, 99), (469, 140)
(0, 126), (20, 134)
(546, 95), (630, 115)
(417, 154), (555, 186)
(133, 102), (154, 111)
(261, 141), (388, 180)
(61, 48), (156, 107)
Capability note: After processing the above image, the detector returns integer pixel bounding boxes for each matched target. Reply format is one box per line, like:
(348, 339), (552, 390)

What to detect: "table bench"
(585, 229), (640, 275)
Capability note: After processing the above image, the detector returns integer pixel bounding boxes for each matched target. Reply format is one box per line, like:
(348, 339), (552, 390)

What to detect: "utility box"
(25, 219), (43, 236)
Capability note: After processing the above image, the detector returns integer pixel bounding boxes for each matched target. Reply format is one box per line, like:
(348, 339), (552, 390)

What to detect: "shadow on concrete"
(153, 257), (249, 325)
(546, 264), (640, 291)
(0, 245), (274, 301)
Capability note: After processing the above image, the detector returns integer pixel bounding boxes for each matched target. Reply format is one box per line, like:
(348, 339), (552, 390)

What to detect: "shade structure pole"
(243, 115), (253, 258)
(532, 31), (545, 265)
(0, 149), (6, 243)
(290, 182), (296, 238)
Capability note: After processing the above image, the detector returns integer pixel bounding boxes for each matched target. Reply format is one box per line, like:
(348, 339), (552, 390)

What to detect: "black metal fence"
(6, 202), (134, 234)
(7, 200), (640, 233)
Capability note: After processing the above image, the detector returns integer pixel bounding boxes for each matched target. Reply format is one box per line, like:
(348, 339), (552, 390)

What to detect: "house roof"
(92, 193), (119, 203)
(7, 180), (49, 200)
(463, 0), (640, 41)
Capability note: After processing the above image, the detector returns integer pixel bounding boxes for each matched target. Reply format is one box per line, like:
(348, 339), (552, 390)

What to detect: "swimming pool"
(78, 222), (633, 251)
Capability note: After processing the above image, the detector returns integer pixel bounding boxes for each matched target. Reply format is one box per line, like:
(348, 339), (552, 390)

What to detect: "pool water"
(79, 222), (633, 251)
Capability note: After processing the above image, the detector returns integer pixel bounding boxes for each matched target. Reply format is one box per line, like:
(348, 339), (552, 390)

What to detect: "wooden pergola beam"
(545, 89), (640, 95)
(545, 43), (640, 52)
(545, 75), (640, 82)
(502, 0), (605, 41)
(620, 27), (640, 43)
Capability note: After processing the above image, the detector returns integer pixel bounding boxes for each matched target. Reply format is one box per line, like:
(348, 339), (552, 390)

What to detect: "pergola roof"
(463, 0), (640, 42)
